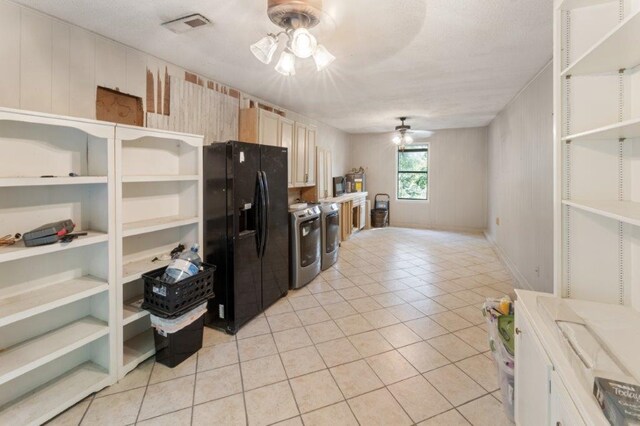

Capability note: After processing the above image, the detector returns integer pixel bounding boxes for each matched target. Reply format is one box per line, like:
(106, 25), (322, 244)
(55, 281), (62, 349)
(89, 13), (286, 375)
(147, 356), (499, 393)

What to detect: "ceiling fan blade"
(406, 129), (434, 138)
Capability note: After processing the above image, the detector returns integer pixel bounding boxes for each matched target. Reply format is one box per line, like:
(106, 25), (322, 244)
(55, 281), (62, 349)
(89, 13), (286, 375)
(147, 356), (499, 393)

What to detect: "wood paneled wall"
(0, 0), (239, 141)
(349, 128), (488, 232)
(487, 63), (553, 293)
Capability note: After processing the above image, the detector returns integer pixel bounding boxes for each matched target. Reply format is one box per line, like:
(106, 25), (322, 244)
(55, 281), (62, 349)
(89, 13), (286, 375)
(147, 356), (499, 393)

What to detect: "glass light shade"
(250, 34), (279, 64)
(275, 50), (296, 76)
(404, 134), (414, 144)
(290, 28), (317, 58)
(392, 135), (402, 145)
(312, 44), (335, 71)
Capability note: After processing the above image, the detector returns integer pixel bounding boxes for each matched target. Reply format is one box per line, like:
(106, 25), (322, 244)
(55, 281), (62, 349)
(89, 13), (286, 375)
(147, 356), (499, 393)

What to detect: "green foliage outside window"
(397, 146), (428, 200)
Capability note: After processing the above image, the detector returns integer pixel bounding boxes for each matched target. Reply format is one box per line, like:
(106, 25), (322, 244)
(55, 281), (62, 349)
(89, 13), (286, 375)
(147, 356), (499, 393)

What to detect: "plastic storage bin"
(153, 308), (206, 368)
(142, 262), (215, 318)
(483, 297), (515, 422)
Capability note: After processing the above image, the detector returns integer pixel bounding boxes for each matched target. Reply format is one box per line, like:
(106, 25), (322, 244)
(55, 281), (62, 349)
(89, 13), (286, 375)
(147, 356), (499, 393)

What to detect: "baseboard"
(483, 231), (534, 291)
(391, 222), (485, 234)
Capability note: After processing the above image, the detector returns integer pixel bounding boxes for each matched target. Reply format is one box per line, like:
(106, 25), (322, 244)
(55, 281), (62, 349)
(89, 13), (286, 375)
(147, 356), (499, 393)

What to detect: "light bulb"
(275, 50), (296, 76)
(250, 34), (279, 64)
(393, 135), (402, 145)
(312, 44), (335, 71)
(404, 134), (414, 144)
(290, 28), (317, 58)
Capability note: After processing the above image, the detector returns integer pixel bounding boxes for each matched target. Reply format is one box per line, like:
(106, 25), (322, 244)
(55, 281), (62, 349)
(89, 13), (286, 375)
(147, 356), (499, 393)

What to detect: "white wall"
(487, 63), (553, 292)
(350, 127), (488, 231)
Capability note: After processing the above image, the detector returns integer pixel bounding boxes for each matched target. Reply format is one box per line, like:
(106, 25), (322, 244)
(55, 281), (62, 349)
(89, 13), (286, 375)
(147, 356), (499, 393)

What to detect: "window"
(397, 145), (428, 200)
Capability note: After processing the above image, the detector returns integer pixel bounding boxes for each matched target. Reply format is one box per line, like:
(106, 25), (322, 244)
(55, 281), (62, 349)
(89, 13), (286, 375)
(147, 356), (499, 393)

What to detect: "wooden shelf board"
(122, 256), (170, 284)
(0, 176), (107, 187)
(122, 215), (199, 238)
(122, 175), (199, 183)
(563, 117), (640, 141)
(556, 0), (616, 10)
(561, 9), (640, 76)
(0, 362), (110, 426)
(123, 297), (149, 326)
(0, 276), (108, 328)
(122, 329), (155, 373)
(0, 316), (108, 386)
(563, 200), (640, 226)
(0, 231), (108, 264)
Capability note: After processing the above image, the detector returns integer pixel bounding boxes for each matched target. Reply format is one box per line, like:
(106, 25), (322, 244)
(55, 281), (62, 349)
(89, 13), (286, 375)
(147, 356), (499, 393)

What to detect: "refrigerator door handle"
(260, 171), (270, 258)
(254, 172), (263, 256)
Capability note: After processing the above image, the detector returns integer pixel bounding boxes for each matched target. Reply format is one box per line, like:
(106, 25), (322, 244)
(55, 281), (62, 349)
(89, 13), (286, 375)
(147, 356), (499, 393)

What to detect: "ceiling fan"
(392, 117), (434, 148)
(250, 0), (335, 76)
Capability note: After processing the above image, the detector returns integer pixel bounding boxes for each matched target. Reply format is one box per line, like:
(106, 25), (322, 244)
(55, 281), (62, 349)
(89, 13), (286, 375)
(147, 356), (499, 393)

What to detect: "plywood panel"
(20, 9), (52, 112)
(68, 28), (95, 119)
(0, 1), (21, 108)
(51, 21), (70, 116)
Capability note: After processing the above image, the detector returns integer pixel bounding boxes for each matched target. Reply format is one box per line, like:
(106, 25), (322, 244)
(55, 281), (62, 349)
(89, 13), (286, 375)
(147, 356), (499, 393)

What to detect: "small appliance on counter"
(333, 176), (345, 197)
(345, 167), (366, 193)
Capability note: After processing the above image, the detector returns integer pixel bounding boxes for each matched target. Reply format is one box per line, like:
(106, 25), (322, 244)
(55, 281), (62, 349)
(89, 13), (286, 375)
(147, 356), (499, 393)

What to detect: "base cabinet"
(514, 307), (552, 426)
(550, 371), (585, 426)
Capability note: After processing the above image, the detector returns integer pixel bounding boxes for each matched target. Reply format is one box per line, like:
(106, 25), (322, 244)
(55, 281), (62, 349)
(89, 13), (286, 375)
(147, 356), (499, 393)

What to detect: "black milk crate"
(142, 262), (216, 318)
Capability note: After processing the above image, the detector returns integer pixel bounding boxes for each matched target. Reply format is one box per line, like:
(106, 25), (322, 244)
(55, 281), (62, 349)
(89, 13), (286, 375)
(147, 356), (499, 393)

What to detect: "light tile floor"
(48, 227), (515, 426)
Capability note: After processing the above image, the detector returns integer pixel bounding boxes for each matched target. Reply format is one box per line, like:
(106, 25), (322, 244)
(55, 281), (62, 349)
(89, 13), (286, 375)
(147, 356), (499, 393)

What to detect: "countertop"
(323, 192), (368, 203)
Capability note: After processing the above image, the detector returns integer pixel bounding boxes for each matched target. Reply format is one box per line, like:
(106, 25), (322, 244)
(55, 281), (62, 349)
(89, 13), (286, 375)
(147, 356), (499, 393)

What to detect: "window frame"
(396, 144), (429, 201)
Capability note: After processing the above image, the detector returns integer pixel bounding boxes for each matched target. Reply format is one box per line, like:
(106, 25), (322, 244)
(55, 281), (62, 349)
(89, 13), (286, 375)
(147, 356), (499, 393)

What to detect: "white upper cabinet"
(280, 117), (294, 187)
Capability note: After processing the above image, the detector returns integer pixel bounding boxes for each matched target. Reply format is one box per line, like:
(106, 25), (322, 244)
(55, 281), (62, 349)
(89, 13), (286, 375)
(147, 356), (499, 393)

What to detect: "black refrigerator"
(203, 141), (289, 334)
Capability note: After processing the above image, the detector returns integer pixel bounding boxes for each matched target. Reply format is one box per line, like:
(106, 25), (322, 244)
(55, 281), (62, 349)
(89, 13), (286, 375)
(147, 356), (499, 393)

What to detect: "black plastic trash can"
(154, 313), (205, 368)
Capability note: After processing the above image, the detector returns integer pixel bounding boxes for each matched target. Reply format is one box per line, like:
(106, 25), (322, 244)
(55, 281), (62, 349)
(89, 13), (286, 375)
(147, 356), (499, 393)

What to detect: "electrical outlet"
(496, 217), (500, 226)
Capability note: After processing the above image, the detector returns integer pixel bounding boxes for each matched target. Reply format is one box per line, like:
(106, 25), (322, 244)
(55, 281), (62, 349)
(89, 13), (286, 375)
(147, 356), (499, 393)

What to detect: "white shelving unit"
(554, 0), (640, 309)
(114, 124), (203, 379)
(0, 107), (116, 424)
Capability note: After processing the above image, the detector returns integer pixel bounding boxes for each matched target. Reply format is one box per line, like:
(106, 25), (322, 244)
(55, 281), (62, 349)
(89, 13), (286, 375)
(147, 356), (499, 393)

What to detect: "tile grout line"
(188, 352), (198, 426)
(133, 358), (156, 424)
(234, 333), (250, 426)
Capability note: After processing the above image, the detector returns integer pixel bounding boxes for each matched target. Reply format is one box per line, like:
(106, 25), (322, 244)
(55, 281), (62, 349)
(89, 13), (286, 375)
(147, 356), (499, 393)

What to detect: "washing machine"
(289, 205), (321, 289)
(320, 203), (340, 271)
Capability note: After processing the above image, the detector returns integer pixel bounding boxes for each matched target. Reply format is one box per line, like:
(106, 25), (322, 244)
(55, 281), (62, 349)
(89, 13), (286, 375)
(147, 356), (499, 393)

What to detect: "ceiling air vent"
(162, 14), (211, 33)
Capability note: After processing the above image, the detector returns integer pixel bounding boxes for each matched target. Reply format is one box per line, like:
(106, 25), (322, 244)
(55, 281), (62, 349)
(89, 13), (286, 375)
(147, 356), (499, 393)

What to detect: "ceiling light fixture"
(275, 49), (297, 76)
(250, 0), (335, 75)
(393, 117), (433, 149)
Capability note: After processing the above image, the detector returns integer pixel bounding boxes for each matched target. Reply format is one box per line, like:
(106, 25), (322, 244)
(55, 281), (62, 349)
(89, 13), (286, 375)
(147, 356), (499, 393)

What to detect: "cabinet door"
(259, 109), (280, 147)
(515, 309), (552, 426)
(325, 150), (332, 198)
(279, 117), (294, 187)
(549, 371), (585, 426)
(293, 123), (307, 187)
(317, 147), (326, 199)
(359, 198), (366, 230)
(306, 126), (316, 185)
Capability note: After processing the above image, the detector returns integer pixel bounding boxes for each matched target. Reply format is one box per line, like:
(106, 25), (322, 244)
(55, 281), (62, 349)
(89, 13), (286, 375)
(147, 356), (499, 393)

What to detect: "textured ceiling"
(14, 0), (553, 133)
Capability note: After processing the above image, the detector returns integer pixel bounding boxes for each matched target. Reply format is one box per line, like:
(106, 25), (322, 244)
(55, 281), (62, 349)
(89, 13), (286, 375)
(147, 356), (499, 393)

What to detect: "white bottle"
(160, 244), (202, 284)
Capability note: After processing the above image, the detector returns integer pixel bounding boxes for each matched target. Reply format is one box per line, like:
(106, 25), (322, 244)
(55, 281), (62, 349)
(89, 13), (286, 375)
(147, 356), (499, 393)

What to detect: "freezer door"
(230, 142), (263, 331)
(260, 145), (289, 309)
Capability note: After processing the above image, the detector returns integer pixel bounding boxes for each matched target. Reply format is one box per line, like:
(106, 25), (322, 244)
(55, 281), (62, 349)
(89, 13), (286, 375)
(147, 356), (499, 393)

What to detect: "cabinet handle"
(515, 328), (521, 335)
